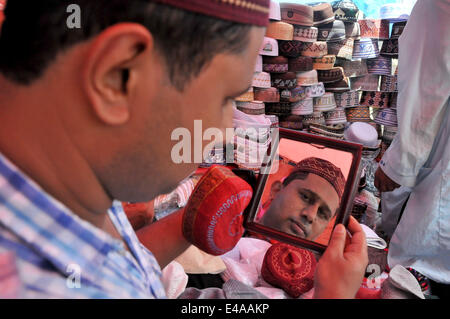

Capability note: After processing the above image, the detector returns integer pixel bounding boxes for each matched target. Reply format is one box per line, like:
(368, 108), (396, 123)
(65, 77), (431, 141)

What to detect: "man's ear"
(82, 23), (154, 125)
(270, 180), (283, 199)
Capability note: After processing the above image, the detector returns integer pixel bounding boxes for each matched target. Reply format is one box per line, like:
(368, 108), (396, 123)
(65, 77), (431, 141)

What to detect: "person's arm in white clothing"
(379, 0), (450, 188)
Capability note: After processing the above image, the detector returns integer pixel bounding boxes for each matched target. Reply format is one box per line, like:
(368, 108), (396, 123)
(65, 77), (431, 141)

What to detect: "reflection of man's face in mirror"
(259, 157), (345, 241)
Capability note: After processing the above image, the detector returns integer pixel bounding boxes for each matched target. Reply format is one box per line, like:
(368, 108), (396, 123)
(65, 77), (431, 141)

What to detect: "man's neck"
(0, 83), (116, 235)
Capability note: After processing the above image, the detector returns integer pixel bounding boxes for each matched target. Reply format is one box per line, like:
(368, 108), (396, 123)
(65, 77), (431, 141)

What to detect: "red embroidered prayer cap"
(261, 243), (317, 298)
(152, 0), (271, 26)
(293, 157), (346, 200)
(182, 165), (253, 256)
(0, 0), (6, 32)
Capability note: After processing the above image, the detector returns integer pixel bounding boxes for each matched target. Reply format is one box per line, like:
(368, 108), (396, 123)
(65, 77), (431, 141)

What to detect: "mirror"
(244, 128), (363, 254)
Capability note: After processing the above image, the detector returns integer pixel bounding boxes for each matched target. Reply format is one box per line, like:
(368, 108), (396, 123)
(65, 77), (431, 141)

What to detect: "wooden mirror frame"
(243, 128), (363, 254)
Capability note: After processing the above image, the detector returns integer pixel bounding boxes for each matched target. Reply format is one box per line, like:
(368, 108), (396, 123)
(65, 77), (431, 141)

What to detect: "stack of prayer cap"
(233, 108), (274, 172)
(234, 0), (280, 173)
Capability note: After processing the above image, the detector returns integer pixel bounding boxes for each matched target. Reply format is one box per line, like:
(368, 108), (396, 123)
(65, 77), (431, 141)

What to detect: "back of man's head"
(0, 0), (259, 90)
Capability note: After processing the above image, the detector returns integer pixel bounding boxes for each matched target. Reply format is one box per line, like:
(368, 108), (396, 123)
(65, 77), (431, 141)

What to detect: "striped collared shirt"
(0, 153), (166, 298)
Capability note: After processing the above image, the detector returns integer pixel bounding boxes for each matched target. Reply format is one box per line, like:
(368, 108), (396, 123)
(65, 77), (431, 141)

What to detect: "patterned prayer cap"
(294, 157), (346, 199)
(152, 0), (271, 26)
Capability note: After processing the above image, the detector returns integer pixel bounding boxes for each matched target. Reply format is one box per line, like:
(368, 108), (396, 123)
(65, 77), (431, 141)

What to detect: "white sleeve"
(380, 0), (450, 187)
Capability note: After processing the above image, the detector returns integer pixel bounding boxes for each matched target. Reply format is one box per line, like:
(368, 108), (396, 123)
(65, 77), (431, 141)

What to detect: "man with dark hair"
(260, 157), (346, 241)
(0, 0), (367, 298)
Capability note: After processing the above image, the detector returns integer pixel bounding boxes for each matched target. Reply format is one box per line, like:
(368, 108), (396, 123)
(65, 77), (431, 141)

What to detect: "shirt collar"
(0, 152), (143, 285)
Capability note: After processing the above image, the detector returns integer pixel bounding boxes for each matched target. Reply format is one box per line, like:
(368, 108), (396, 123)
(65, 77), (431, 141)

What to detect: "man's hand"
(313, 217), (368, 299)
(374, 166), (400, 192)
